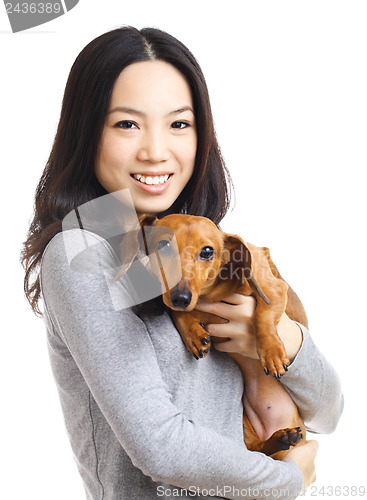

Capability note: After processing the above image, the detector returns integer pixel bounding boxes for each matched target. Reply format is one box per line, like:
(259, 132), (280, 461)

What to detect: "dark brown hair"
(21, 26), (233, 315)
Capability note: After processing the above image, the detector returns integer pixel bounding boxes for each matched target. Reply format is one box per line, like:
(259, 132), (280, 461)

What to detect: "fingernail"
(283, 364), (289, 371)
(199, 322), (206, 330)
(264, 368), (269, 375)
(201, 337), (210, 345)
(199, 349), (205, 358)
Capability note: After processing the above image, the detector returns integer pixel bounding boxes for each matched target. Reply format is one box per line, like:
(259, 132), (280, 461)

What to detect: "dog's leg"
(253, 277), (290, 378)
(243, 413), (304, 458)
(234, 355), (306, 459)
(172, 311), (214, 359)
(241, 245), (293, 377)
(243, 412), (304, 458)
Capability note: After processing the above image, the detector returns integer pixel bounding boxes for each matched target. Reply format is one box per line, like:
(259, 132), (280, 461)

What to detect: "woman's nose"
(137, 130), (169, 163)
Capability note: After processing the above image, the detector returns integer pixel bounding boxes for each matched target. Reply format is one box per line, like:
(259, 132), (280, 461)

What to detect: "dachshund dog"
(118, 213), (308, 459)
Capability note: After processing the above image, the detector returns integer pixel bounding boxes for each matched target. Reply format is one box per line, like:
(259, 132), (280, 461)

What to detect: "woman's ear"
(222, 234), (270, 305)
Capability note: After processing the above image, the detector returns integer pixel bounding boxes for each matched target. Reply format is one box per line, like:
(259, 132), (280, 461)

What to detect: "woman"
(21, 27), (342, 499)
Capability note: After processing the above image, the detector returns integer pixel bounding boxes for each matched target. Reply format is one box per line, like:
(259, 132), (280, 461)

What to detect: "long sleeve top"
(40, 229), (343, 500)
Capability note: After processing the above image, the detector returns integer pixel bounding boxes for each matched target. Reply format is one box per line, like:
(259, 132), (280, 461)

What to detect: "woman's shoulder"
(43, 228), (110, 255)
(41, 228), (120, 283)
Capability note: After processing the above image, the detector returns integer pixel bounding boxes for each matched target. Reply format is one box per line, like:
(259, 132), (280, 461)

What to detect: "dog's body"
(119, 214), (307, 458)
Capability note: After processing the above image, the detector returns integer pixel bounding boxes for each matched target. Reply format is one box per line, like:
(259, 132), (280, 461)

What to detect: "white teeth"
(133, 174), (170, 185)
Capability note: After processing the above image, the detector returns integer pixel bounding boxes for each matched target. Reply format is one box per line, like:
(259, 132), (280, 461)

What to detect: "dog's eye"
(199, 246), (214, 261)
(157, 239), (172, 255)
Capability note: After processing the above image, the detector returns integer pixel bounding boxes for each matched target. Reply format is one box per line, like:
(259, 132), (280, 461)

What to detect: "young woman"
(21, 27), (343, 500)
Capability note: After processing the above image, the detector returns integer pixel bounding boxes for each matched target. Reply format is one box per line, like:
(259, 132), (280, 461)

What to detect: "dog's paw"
(185, 322), (212, 360)
(259, 425), (304, 456)
(275, 427), (304, 450)
(258, 338), (290, 379)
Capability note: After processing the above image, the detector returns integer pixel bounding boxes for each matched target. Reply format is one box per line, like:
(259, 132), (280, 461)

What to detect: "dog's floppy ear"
(114, 214), (157, 281)
(222, 234), (270, 305)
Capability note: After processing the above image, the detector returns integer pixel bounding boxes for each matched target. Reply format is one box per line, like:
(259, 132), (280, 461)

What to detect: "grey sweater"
(40, 229), (343, 500)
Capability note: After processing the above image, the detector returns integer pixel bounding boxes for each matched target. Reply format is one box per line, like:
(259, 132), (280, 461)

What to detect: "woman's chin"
(134, 200), (173, 217)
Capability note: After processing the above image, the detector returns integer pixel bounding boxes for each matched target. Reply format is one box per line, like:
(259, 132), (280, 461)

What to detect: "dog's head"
(116, 213), (269, 311)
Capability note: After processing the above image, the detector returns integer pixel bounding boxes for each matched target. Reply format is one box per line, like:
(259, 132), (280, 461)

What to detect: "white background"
(1, 1), (366, 499)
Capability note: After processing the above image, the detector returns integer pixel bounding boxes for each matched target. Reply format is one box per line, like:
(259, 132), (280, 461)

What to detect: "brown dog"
(118, 213), (307, 458)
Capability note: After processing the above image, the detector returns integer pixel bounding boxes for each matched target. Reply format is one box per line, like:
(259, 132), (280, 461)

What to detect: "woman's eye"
(114, 121), (138, 129)
(199, 246), (215, 261)
(171, 121), (190, 130)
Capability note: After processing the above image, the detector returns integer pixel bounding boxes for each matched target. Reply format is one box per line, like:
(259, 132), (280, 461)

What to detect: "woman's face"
(95, 60), (197, 216)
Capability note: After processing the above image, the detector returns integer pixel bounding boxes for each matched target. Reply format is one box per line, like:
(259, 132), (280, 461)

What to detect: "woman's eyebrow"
(107, 106), (143, 116)
(168, 106), (194, 116)
(107, 105), (194, 116)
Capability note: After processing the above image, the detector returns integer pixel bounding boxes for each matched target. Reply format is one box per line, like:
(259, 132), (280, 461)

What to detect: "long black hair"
(21, 26), (233, 315)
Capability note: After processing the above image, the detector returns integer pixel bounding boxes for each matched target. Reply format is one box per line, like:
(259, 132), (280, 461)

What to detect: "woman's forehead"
(109, 60), (194, 113)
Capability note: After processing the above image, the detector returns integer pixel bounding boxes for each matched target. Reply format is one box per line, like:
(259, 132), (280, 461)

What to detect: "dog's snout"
(170, 289), (192, 309)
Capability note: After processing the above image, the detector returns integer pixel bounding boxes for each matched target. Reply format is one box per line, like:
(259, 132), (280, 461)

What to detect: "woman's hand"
(283, 440), (319, 493)
(194, 293), (303, 362)
(194, 294), (258, 358)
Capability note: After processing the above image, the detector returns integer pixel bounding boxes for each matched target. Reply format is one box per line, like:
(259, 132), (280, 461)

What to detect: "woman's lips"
(130, 173), (173, 194)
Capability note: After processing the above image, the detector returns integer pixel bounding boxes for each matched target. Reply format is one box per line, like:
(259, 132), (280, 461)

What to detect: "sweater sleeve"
(41, 230), (303, 500)
(280, 323), (344, 434)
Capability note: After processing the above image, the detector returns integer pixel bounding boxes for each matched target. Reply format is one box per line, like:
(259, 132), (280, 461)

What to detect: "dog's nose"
(170, 289), (192, 309)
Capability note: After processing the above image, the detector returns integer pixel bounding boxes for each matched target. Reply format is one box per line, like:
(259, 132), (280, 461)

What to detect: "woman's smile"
(130, 172), (173, 193)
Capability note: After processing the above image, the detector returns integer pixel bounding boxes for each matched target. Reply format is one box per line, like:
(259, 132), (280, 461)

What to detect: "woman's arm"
(280, 322), (344, 434)
(195, 294), (343, 435)
(41, 230), (304, 500)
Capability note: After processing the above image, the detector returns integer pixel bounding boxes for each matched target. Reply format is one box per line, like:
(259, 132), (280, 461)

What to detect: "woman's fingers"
(206, 321), (236, 337)
(212, 339), (236, 352)
(195, 294), (256, 320)
(196, 293), (255, 308)
(212, 332), (258, 358)
(194, 294), (258, 358)
(221, 293), (255, 307)
(208, 314), (257, 358)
